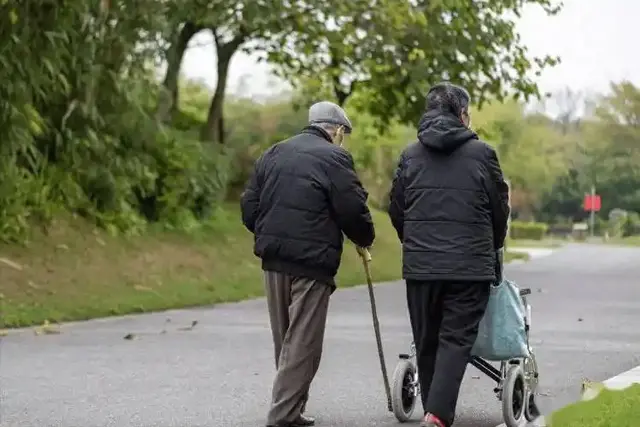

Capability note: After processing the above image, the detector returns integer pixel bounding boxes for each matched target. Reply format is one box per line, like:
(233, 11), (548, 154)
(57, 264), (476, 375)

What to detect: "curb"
(495, 364), (640, 426)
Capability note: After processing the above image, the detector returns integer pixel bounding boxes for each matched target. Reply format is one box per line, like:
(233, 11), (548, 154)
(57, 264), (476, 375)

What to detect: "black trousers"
(406, 280), (490, 427)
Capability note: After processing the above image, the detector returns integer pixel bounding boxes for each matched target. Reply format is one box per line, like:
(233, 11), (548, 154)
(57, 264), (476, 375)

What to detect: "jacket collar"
(302, 125), (334, 144)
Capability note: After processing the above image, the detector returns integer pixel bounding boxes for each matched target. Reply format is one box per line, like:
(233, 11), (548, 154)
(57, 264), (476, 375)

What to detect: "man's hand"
(356, 246), (372, 262)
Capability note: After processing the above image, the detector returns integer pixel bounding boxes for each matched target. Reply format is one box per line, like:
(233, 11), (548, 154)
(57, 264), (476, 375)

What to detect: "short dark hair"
(425, 82), (471, 116)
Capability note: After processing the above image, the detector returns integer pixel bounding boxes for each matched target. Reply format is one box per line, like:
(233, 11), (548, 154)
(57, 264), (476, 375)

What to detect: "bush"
(510, 220), (548, 240)
(605, 209), (640, 238)
(0, 5), (234, 242)
(622, 212), (640, 237)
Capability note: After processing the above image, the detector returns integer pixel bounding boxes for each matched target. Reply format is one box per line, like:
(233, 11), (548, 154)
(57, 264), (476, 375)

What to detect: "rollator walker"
(389, 250), (541, 427)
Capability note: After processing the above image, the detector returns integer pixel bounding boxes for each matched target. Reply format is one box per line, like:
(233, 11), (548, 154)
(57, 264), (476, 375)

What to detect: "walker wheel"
(391, 359), (417, 422)
(523, 353), (541, 421)
(502, 364), (526, 427)
(524, 392), (541, 421)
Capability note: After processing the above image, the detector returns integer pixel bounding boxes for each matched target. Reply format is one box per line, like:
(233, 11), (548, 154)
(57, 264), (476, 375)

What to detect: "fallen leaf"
(578, 318), (583, 322)
(42, 320), (61, 334)
(123, 333), (136, 340)
(0, 330), (8, 337)
(0, 257), (23, 271)
(33, 320), (61, 335)
(177, 320), (199, 331)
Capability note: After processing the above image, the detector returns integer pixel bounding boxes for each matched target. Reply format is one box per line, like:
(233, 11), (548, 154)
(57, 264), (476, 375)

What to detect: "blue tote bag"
(471, 278), (529, 361)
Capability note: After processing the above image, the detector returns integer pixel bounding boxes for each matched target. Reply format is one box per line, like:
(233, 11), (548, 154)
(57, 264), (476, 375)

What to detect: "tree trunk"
(329, 47), (359, 107)
(333, 80), (359, 107)
(201, 33), (244, 143)
(157, 22), (201, 122)
(335, 87), (349, 107)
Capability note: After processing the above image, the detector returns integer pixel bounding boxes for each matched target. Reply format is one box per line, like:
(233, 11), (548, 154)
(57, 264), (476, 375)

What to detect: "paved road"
(2, 244), (640, 427)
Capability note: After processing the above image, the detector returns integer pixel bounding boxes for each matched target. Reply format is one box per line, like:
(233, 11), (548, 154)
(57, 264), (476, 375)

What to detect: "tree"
(156, 0), (229, 126)
(159, 0), (316, 144)
(553, 88), (583, 134)
(269, 0), (562, 130)
(266, 0), (423, 108)
(157, 21), (205, 122)
(536, 82), (640, 222)
(472, 100), (575, 218)
(587, 81), (640, 213)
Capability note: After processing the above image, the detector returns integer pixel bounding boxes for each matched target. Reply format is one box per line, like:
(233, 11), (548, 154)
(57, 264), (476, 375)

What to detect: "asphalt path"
(2, 243), (640, 427)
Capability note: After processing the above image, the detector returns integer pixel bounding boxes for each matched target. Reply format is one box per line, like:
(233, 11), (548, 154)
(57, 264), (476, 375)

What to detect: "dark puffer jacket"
(241, 126), (375, 288)
(388, 111), (510, 282)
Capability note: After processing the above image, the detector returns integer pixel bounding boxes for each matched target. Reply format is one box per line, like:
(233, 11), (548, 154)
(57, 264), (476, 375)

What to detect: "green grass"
(605, 236), (640, 246)
(507, 251), (530, 262)
(0, 204), (526, 328)
(548, 384), (640, 426)
(507, 238), (565, 248)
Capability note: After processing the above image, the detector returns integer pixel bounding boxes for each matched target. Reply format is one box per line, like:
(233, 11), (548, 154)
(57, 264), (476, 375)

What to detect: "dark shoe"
(292, 414), (315, 426)
(266, 415), (315, 427)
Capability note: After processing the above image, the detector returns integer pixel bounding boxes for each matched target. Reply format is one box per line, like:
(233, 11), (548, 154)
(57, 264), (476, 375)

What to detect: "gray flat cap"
(308, 101), (352, 134)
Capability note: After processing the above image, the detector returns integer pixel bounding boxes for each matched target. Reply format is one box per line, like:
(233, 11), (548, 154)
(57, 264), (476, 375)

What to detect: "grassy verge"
(548, 384), (640, 426)
(507, 238), (565, 248)
(507, 251), (529, 262)
(605, 236), (640, 246)
(0, 204), (525, 328)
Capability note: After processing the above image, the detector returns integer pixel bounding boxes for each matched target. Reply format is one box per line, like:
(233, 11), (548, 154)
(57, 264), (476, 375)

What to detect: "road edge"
(495, 364), (640, 426)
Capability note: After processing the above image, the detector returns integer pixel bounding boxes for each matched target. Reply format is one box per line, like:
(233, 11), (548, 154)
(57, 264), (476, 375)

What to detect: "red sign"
(583, 194), (601, 212)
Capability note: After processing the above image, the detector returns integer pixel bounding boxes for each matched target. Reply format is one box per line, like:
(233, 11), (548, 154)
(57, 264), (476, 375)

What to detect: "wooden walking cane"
(357, 247), (393, 412)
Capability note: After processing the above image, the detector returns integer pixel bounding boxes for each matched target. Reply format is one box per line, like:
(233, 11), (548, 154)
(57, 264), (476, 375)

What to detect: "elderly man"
(241, 101), (375, 427)
(388, 82), (510, 427)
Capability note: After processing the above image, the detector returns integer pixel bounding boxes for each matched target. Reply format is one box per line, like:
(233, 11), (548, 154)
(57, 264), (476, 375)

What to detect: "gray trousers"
(263, 271), (331, 425)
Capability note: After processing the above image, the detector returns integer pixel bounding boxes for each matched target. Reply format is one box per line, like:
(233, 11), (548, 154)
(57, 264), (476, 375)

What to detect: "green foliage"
(346, 113), (414, 209)
(160, 0), (564, 143)
(160, 0), (330, 141)
(0, 0), (231, 242)
(180, 78), (640, 232)
(222, 98), (308, 193)
(622, 213), (640, 237)
(219, 93), (415, 209)
(2, 0), (639, 246)
(269, 0), (561, 129)
(510, 221), (548, 240)
(536, 82), (640, 225)
(472, 100), (576, 219)
(606, 210), (640, 238)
